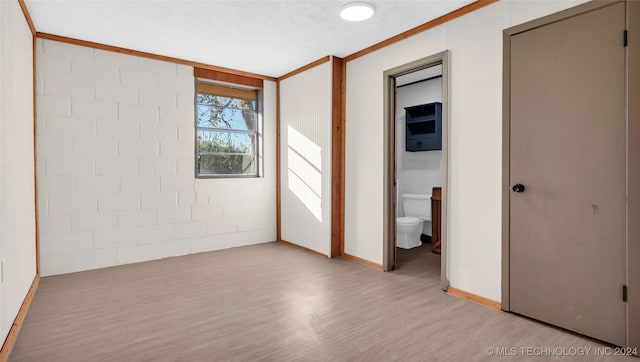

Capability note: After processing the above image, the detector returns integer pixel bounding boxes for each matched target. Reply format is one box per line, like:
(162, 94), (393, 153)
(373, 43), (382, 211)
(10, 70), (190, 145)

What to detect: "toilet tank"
(402, 194), (431, 220)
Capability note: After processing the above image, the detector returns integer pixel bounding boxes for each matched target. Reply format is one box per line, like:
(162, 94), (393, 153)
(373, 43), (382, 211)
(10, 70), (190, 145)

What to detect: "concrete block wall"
(36, 39), (277, 276)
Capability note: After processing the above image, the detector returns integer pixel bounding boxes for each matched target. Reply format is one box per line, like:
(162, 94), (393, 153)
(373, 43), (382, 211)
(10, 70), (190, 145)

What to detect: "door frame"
(502, 0), (639, 350)
(383, 51), (449, 291)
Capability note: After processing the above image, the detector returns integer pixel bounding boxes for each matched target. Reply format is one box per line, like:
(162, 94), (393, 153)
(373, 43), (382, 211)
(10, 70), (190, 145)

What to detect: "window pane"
(196, 95), (256, 131)
(194, 82), (261, 178)
(197, 130), (255, 154)
(196, 129), (256, 176)
(197, 154), (256, 176)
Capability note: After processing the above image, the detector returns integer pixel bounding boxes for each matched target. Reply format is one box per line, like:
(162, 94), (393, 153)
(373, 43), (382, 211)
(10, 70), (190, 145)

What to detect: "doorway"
(383, 51), (449, 290)
(502, 0), (638, 348)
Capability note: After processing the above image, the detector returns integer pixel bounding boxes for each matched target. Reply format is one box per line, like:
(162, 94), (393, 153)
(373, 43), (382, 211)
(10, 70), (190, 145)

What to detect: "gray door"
(509, 2), (626, 346)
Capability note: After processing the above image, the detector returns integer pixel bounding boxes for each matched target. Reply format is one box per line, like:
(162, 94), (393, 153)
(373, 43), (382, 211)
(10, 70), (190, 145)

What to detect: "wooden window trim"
(194, 68), (264, 88)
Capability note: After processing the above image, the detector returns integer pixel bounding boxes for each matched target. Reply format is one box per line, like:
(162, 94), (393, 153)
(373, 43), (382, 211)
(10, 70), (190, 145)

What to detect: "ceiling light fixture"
(339, 2), (375, 22)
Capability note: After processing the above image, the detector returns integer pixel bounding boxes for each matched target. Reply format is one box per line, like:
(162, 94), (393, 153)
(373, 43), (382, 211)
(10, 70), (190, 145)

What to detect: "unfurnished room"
(0, 0), (639, 360)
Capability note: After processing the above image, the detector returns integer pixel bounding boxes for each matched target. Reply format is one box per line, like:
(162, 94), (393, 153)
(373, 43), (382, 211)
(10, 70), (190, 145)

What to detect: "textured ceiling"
(25, 0), (476, 77)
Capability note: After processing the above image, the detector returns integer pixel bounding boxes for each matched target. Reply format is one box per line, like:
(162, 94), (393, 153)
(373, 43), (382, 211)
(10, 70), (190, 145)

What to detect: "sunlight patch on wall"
(287, 125), (322, 221)
(288, 126), (322, 170)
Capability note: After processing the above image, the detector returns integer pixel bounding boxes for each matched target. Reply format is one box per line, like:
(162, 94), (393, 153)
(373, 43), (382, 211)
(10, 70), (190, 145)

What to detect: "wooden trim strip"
(343, 0), (498, 63)
(277, 56), (331, 81)
(330, 56), (344, 258)
(279, 240), (328, 258)
(341, 253), (383, 271)
(0, 274), (40, 362)
(339, 61), (346, 256)
(32, 34), (40, 275)
(35, 32), (277, 82)
(17, 0), (36, 36)
(447, 286), (501, 310)
(194, 68), (263, 88)
(276, 80), (282, 242)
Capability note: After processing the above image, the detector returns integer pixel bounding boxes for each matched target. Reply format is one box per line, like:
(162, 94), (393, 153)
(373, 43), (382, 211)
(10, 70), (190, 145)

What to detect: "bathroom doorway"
(383, 52), (449, 290)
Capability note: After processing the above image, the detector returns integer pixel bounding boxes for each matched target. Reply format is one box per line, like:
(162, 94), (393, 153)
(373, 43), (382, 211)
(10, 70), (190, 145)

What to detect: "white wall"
(344, 0), (589, 301)
(0, 0), (37, 343)
(36, 39), (277, 276)
(279, 61), (332, 256)
(396, 77), (443, 236)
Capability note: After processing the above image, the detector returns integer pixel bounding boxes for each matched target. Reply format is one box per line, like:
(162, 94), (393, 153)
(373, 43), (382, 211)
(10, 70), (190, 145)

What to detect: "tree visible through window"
(195, 82), (260, 177)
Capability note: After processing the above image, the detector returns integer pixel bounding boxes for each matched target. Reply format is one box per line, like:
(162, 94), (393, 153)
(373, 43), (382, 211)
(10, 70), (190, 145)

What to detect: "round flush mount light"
(339, 2), (375, 22)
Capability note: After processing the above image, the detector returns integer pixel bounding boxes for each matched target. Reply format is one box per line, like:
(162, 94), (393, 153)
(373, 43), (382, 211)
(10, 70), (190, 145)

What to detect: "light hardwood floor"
(9, 242), (634, 361)
(395, 242), (441, 277)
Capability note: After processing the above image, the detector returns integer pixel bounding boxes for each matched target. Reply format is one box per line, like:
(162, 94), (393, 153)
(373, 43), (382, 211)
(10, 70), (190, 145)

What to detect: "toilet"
(397, 193), (431, 249)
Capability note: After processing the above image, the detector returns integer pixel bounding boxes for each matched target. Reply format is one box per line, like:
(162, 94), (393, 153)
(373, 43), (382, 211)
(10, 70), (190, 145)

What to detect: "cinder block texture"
(37, 39), (276, 276)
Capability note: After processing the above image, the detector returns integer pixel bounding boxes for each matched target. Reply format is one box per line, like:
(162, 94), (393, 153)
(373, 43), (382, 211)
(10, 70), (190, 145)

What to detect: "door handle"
(512, 183), (525, 193)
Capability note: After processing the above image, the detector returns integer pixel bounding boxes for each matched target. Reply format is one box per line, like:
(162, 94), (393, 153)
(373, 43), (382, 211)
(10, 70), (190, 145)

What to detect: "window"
(195, 82), (261, 177)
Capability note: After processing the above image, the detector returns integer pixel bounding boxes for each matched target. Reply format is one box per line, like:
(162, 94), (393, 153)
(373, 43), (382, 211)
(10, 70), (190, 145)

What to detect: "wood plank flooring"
(9, 242), (634, 361)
